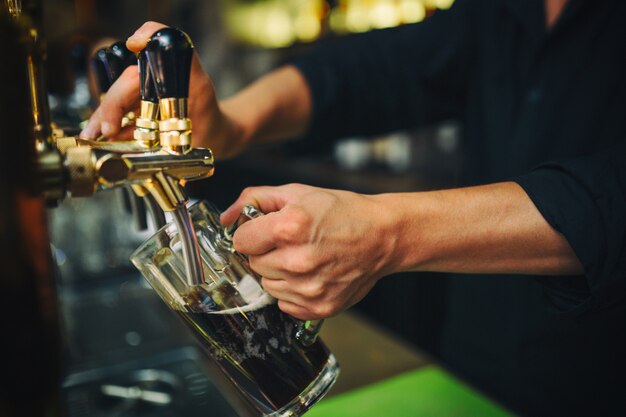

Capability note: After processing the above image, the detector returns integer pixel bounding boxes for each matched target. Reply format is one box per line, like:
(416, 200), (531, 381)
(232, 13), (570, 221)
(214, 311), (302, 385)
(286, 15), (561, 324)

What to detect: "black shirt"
(293, 0), (626, 416)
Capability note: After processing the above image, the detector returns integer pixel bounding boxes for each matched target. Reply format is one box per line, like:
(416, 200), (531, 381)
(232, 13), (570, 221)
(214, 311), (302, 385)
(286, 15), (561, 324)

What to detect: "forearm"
(380, 182), (584, 276)
(219, 65), (312, 147)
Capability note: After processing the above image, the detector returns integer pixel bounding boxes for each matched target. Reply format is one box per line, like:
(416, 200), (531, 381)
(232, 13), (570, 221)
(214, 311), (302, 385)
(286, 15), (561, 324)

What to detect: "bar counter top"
(316, 311), (516, 417)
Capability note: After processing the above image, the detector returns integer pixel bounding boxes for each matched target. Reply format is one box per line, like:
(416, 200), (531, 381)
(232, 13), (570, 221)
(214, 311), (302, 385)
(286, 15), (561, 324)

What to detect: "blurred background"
(45, 1), (462, 415)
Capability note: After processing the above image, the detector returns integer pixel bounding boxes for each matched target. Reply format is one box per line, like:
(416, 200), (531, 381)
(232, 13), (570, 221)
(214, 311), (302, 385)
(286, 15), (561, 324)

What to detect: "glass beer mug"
(130, 201), (339, 417)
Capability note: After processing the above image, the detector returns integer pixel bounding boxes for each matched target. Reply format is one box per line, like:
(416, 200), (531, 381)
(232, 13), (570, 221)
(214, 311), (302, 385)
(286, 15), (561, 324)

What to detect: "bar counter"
(314, 312), (516, 417)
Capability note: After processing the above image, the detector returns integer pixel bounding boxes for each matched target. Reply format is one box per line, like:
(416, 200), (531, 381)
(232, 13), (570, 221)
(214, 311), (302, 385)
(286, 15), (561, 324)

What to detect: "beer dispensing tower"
(0, 1), (216, 415)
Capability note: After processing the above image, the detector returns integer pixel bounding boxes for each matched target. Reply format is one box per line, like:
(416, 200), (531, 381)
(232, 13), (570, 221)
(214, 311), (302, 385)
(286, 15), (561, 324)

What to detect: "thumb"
(126, 21), (169, 52)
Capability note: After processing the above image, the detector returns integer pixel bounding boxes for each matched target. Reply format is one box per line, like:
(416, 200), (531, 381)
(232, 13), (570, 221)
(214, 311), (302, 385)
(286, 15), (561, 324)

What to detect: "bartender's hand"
(80, 21), (245, 158)
(221, 184), (398, 320)
(80, 22), (312, 159)
(222, 182), (583, 320)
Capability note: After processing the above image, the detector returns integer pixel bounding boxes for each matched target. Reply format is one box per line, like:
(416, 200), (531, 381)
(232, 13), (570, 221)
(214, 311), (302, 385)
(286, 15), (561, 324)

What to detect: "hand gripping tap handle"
(144, 27), (194, 154)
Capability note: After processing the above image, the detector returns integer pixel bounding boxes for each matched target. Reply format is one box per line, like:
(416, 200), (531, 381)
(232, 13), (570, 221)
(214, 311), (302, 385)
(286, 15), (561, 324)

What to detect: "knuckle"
(312, 302), (337, 319)
(247, 254), (259, 270)
(260, 276), (269, 288)
(275, 207), (310, 242)
(274, 220), (300, 242)
(142, 21), (167, 31)
(260, 276), (278, 294)
(232, 231), (248, 254)
(284, 253), (315, 275)
(302, 281), (325, 299)
(239, 187), (258, 201)
(277, 300), (299, 317)
(285, 183), (306, 193)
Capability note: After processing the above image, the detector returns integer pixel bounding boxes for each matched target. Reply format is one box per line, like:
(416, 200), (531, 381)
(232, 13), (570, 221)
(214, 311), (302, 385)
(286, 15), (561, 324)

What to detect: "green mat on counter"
(305, 366), (516, 417)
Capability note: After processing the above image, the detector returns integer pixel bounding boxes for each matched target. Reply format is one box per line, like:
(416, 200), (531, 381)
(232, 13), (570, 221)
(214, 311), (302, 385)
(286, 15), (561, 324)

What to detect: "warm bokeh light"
(346, 0), (371, 33)
(399, 0), (426, 23)
(224, 0), (454, 48)
(424, 0), (455, 9)
(370, 0), (401, 29)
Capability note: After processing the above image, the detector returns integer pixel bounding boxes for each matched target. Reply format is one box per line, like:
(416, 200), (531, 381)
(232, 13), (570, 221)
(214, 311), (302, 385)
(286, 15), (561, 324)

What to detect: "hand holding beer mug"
(131, 201), (339, 417)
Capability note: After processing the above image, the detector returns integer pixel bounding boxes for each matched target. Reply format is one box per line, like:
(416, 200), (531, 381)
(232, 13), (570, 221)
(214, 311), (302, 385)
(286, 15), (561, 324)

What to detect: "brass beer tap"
(144, 28), (195, 156)
(57, 28), (214, 213)
(8, 0), (213, 215)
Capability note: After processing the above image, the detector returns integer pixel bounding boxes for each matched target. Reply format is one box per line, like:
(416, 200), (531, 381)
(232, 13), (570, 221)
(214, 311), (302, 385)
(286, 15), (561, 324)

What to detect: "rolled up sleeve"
(515, 141), (626, 314)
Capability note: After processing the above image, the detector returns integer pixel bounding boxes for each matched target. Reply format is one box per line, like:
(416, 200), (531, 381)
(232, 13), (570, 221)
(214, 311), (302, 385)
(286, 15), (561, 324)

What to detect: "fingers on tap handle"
(82, 40), (138, 139)
(80, 66), (140, 139)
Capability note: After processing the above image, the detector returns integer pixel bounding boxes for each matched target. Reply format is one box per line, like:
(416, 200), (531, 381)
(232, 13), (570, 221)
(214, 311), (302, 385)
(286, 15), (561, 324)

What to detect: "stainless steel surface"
(58, 276), (239, 417)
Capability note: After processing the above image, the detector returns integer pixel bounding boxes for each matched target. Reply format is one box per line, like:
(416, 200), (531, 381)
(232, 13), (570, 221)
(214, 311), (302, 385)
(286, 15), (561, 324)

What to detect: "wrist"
(203, 97), (252, 160)
(220, 96), (255, 145)
(371, 193), (438, 274)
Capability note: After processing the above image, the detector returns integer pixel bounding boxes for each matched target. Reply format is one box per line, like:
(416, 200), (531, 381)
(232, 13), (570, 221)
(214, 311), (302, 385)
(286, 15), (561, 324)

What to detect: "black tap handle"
(92, 47), (111, 94)
(106, 41), (136, 82)
(138, 49), (158, 103)
(144, 28), (194, 99)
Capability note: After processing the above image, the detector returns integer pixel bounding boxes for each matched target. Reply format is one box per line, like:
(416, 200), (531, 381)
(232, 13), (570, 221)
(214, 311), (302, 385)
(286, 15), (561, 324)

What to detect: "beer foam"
(210, 275), (275, 315)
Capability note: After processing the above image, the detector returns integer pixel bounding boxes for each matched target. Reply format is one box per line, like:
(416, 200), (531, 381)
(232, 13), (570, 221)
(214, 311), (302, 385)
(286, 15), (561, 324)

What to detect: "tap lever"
(144, 28), (194, 154)
(145, 28), (193, 102)
(134, 49), (159, 144)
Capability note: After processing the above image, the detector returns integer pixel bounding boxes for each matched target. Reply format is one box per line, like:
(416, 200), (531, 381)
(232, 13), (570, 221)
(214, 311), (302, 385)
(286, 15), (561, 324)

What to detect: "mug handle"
(224, 204), (324, 347)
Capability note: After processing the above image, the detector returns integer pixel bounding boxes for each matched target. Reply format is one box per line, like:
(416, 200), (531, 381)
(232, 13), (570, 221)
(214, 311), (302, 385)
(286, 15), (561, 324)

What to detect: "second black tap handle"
(144, 27), (194, 100)
(106, 41), (136, 82)
(92, 47), (111, 94)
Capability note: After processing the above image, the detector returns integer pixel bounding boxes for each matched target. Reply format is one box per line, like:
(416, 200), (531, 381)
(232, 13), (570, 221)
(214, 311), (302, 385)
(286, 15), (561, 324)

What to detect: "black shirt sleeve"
(515, 141), (626, 314)
(291, 0), (475, 149)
